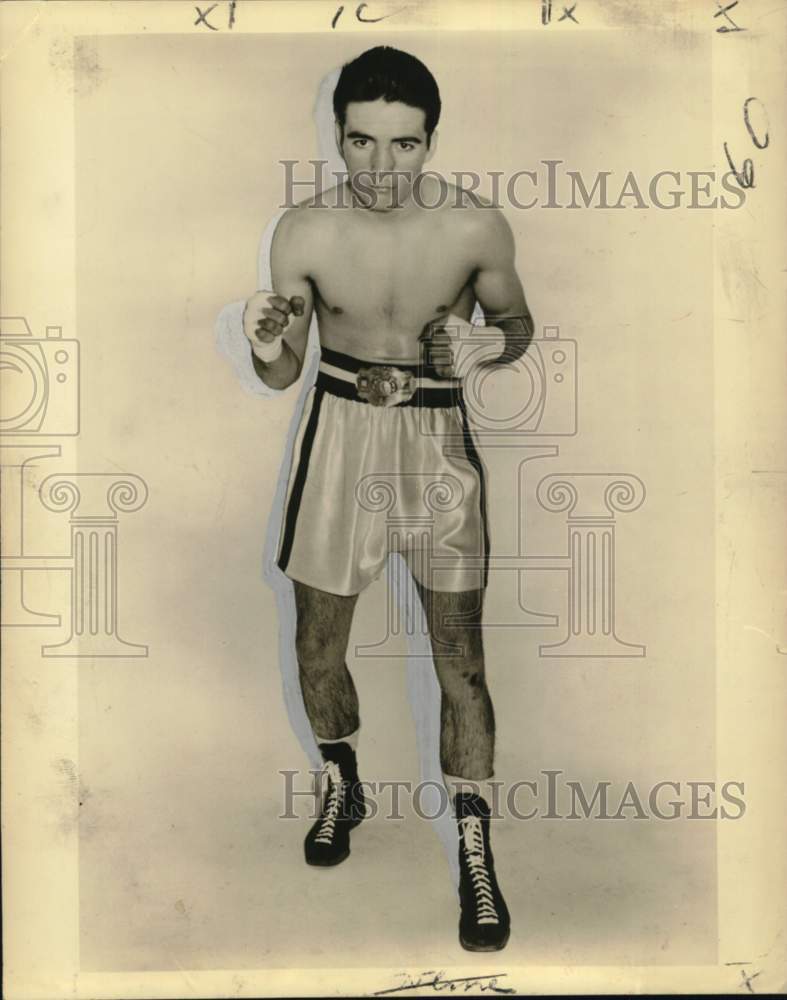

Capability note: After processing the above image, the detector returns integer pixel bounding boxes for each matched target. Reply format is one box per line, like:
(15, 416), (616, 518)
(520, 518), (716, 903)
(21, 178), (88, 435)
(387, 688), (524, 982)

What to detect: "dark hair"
(333, 46), (441, 141)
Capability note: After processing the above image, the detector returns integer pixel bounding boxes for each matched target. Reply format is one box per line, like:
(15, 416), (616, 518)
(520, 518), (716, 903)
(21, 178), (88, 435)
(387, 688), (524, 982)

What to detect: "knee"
(430, 619), (483, 660)
(295, 627), (342, 674)
(295, 629), (345, 675)
(435, 656), (486, 698)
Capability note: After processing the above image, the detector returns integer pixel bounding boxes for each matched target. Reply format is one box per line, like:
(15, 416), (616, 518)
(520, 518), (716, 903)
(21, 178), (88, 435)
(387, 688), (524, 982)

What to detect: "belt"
(316, 345), (462, 408)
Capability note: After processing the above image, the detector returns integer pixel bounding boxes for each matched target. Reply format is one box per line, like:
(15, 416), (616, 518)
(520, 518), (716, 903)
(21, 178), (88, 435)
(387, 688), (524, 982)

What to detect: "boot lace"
(314, 761), (344, 845)
(460, 815), (499, 924)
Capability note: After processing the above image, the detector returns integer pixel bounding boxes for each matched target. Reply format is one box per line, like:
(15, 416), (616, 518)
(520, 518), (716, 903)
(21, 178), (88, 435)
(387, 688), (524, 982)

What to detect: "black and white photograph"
(1, 1), (785, 996)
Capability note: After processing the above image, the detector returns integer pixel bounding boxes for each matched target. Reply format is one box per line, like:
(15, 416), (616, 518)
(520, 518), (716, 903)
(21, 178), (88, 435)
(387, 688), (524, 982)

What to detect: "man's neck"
(345, 180), (421, 218)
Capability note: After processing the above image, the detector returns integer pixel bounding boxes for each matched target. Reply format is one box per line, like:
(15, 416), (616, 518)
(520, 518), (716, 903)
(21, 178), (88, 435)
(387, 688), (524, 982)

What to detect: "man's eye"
(398, 142), (415, 151)
(353, 139), (368, 148)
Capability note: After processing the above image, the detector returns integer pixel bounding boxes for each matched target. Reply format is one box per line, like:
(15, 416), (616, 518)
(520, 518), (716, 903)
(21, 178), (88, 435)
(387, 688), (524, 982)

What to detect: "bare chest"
(308, 216), (474, 331)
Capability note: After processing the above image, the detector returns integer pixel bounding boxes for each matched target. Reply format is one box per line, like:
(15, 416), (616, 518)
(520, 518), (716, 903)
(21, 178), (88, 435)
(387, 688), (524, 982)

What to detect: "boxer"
(240, 45), (534, 952)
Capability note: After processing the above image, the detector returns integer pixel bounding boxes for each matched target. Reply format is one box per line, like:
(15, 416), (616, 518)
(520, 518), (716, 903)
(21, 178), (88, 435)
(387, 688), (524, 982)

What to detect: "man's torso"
(295, 181), (486, 363)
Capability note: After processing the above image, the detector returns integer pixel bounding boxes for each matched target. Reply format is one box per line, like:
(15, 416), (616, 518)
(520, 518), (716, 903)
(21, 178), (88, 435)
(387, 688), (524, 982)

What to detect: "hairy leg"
(293, 580), (360, 739)
(415, 583), (495, 780)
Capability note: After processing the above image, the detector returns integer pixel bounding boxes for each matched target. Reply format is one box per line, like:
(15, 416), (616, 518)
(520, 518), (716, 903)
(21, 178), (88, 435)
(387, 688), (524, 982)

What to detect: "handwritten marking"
(357, 2), (394, 22)
(332, 3), (405, 27)
(723, 96), (771, 190)
(194, 3), (219, 29)
(541, 0), (552, 24)
(723, 141), (754, 188)
(739, 967), (762, 993)
(542, 0), (579, 23)
(725, 962), (764, 993)
(743, 97), (769, 149)
(714, 0), (745, 32)
(375, 970), (515, 996)
(193, 1), (238, 30)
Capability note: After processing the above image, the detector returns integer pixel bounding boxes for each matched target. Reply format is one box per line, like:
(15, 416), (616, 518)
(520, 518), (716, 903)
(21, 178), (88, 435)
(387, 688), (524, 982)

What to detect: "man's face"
(336, 98), (436, 212)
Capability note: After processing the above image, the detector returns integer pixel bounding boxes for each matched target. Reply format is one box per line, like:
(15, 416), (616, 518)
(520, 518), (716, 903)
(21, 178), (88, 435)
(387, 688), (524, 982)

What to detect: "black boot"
(304, 741), (365, 867)
(455, 792), (511, 951)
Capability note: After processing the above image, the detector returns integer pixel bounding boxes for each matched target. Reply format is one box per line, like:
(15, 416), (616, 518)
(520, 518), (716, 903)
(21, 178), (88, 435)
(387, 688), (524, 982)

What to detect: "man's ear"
(424, 129), (438, 163)
(334, 120), (344, 158)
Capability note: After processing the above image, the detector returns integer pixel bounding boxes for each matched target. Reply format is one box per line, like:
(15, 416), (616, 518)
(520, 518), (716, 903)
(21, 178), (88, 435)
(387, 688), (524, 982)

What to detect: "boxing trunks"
(276, 345), (489, 596)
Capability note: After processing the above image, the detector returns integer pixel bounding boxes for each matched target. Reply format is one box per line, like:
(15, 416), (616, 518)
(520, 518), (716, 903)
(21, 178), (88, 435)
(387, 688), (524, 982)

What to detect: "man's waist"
(317, 346), (462, 409)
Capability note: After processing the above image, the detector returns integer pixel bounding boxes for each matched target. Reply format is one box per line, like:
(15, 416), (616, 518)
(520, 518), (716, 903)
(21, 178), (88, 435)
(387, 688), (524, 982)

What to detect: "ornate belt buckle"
(356, 365), (416, 407)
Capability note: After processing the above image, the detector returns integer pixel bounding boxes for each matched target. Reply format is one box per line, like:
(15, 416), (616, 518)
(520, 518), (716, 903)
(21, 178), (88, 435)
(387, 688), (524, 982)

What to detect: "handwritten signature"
(375, 969), (515, 995)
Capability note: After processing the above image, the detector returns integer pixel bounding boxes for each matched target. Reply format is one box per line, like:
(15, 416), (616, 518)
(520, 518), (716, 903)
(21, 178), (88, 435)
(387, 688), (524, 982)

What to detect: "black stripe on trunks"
(278, 387), (325, 573)
(457, 395), (490, 590)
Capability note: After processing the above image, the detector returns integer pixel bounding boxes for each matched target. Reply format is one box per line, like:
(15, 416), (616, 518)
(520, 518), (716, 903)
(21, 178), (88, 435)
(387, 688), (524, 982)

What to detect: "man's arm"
(244, 208), (315, 391)
(470, 207), (534, 367)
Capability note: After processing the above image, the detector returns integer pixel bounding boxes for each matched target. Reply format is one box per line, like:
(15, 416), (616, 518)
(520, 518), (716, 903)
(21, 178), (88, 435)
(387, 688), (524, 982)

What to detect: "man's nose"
(371, 145), (395, 176)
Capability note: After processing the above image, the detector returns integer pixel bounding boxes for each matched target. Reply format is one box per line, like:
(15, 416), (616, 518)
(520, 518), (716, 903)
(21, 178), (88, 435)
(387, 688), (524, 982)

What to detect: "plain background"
(68, 28), (720, 970)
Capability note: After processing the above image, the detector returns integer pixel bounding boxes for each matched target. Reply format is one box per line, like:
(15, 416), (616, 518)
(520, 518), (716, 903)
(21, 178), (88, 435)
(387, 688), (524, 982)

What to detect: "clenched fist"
(420, 315), (472, 378)
(243, 290), (305, 358)
(423, 324), (455, 378)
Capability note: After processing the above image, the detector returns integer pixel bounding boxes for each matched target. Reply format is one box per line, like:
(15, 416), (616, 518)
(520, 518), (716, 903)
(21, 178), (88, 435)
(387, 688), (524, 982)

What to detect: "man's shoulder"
(443, 180), (496, 212)
(276, 199), (331, 231)
(272, 188), (344, 251)
(441, 184), (512, 242)
(286, 183), (349, 217)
